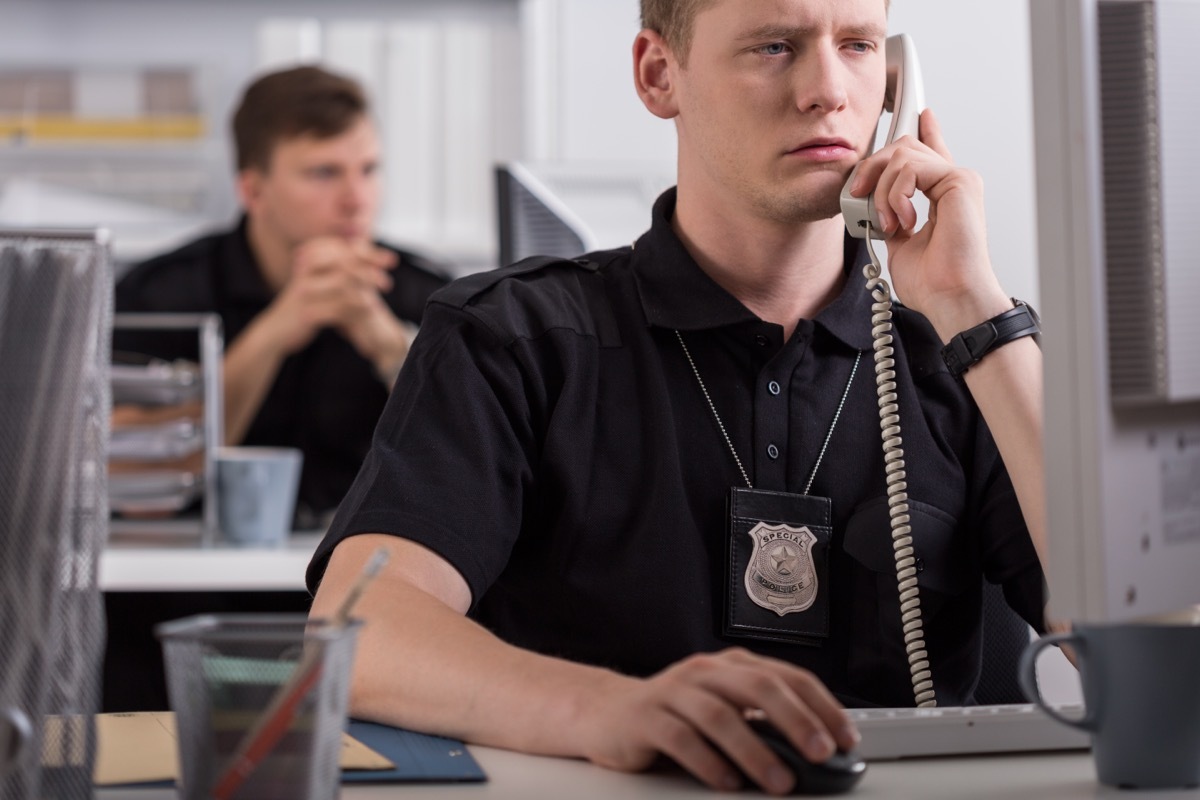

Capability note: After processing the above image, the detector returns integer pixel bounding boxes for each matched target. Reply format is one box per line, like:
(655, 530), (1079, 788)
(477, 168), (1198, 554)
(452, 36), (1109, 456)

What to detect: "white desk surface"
(100, 532), (321, 592)
(93, 746), (1200, 799)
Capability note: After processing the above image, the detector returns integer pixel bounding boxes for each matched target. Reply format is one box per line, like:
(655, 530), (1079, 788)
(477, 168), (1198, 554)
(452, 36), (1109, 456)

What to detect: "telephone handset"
(841, 35), (936, 708)
(840, 33), (927, 240)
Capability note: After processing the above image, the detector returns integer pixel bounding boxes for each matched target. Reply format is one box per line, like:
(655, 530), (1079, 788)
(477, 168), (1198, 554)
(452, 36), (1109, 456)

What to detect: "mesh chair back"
(975, 581), (1033, 705)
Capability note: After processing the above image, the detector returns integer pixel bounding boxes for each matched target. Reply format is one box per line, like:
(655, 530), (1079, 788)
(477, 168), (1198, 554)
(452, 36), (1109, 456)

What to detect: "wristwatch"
(941, 299), (1041, 378)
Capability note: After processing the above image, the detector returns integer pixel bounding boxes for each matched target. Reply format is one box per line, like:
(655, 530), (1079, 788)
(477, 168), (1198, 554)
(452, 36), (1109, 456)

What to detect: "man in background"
(105, 65), (449, 713)
(115, 64), (449, 527)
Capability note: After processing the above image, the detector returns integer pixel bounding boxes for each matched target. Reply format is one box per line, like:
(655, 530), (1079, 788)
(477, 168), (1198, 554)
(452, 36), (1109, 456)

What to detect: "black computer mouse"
(742, 718), (867, 795)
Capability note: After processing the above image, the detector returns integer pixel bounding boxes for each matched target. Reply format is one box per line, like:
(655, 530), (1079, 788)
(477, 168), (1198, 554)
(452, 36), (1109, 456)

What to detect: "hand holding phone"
(840, 34), (926, 241)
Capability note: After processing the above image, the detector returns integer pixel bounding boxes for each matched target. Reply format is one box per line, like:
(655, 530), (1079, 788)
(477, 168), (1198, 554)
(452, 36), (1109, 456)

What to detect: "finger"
(307, 258), (391, 295)
(647, 708), (744, 793)
(886, 162), (921, 232)
(292, 238), (348, 277)
(352, 240), (399, 270)
(918, 107), (953, 163)
(349, 264), (392, 292)
(724, 651), (858, 752)
(667, 691), (793, 795)
(681, 659), (839, 762)
(294, 268), (356, 300)
(848, 133), (934, 198)
(872, 151), (957, 232)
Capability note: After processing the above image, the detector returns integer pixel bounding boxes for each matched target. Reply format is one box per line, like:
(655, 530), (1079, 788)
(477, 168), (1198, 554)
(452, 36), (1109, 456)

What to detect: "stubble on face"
(744, 164), (849, 225)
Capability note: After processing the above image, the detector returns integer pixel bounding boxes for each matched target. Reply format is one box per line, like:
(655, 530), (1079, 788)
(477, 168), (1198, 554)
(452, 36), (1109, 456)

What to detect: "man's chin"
(752, 189), (843, 226)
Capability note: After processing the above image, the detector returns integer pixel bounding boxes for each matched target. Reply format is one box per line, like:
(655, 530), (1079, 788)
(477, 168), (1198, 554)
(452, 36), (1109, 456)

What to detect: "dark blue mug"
(1019, 622), (1200, 790)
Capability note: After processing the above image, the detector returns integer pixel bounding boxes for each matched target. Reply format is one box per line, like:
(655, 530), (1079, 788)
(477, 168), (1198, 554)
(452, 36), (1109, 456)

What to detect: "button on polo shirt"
(310, 189), (1045, 707)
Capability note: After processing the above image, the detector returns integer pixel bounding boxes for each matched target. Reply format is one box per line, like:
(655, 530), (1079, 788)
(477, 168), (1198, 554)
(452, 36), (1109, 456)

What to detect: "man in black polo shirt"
(309, 0), (1048, 794)
(115, 65), (449, 523)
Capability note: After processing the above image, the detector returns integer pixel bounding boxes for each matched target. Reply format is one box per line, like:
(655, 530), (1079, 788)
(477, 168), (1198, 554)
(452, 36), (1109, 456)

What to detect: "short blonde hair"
(640, 0), (891, 66)
(640, 0), (720, 65)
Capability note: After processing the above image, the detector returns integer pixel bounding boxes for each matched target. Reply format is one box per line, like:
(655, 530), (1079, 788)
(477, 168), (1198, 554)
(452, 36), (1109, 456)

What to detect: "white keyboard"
(848, 704), (1091, 760)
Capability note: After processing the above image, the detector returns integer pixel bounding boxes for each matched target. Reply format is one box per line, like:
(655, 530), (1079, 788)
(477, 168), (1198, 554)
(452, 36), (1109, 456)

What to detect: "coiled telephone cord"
(863, 228), (936, 708)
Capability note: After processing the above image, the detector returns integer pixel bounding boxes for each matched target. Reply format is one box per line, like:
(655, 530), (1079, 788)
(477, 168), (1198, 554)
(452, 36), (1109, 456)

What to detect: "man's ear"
(633, 29), (680, 120)
(236, 168), (265, 215)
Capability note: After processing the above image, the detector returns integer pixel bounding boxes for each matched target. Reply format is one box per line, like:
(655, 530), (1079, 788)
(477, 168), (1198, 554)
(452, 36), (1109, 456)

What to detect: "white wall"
(888, 1), (1040, 304)
(0, 0), (521, 267)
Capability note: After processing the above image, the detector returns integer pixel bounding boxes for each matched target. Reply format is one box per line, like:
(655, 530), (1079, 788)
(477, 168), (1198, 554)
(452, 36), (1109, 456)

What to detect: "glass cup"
(157, 614), (361, 800)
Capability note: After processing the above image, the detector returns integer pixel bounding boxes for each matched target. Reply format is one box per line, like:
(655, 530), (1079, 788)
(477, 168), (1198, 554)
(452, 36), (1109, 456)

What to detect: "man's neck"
(244, 215), (292, 294)
(672, 190), (848, 342)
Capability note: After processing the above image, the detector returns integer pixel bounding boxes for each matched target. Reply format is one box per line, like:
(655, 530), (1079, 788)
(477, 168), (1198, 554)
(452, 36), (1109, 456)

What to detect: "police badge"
(725, 487), (832, 644)
(744, 522), (819, 615)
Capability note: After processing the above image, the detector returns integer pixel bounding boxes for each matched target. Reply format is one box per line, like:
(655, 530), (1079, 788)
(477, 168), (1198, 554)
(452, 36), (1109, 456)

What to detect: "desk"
(100, 532), (321, 592)
(93, 747), (1200, 799)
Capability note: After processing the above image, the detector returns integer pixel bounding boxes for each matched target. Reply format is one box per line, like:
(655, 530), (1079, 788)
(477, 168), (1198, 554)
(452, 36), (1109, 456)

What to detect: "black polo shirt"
(114, 218), (450, 521)
(308, 189), (1045, 707)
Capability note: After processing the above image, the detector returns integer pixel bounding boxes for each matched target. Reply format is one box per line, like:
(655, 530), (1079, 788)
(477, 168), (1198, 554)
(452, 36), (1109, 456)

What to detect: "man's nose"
(795, 43), (849, 113)
(341, 173), (375, 212)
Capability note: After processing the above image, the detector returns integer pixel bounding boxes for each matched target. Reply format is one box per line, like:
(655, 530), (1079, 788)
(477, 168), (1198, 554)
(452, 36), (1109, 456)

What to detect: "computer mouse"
(742, 718), (867, 795)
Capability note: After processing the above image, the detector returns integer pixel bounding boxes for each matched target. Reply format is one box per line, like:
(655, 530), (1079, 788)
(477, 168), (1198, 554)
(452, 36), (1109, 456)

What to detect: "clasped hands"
(262, 237), (414, 383)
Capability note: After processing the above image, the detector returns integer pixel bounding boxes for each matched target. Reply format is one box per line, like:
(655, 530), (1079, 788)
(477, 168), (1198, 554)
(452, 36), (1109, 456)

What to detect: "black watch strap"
(941, 299), (1041, 378)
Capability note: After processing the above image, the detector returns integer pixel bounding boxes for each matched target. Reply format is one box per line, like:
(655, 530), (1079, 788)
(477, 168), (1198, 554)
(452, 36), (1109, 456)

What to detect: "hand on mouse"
(573, 648), (859, 796)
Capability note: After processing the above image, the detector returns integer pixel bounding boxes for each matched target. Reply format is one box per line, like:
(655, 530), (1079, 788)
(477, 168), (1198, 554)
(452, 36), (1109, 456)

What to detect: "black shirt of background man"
(307, 189), (1046, 707)
(114, 218), (450, 522)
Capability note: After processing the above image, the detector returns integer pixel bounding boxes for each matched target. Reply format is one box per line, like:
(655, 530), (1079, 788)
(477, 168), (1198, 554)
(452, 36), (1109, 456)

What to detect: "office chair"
(975, 581), (1034, 705)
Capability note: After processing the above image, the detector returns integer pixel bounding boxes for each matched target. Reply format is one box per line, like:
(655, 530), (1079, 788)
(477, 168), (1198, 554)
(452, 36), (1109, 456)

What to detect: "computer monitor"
(1030, 0), (1200, 623)
(495, 161), (675, 266)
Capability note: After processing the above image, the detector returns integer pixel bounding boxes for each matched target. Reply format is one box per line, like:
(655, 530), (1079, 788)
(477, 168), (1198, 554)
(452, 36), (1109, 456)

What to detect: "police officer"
(308, 0), (1047, 795)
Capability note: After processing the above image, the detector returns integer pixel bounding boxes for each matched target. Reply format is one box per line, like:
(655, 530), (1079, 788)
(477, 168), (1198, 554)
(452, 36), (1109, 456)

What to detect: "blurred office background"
(0, 0), (1076, 707)
(0, 0), (1039, 302)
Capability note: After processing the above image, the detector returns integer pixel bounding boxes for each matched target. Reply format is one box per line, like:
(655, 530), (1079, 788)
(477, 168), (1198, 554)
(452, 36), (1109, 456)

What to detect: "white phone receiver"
(840, 33), (927, 240)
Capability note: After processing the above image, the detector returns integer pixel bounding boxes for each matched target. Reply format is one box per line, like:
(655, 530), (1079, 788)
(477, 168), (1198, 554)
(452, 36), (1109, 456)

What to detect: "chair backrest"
(975, 581), (1033, 705)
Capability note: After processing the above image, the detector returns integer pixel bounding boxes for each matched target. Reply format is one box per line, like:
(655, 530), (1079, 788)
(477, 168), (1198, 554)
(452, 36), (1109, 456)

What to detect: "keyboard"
(848, 704), (1091, 760)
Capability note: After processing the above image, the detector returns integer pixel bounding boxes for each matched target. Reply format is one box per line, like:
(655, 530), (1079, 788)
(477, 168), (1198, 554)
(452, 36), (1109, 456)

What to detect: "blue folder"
(344, 720), (487, 784)
(104, 719), (487, 788)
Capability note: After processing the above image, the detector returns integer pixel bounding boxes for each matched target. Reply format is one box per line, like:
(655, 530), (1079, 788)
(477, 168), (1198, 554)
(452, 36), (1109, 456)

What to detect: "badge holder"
(725, 488), (832, 645)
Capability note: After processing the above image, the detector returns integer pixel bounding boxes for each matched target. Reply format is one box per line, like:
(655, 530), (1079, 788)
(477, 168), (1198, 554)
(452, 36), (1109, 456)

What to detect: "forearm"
(925, 292), (1047, 568)
(222, 316), (289, 444)
(346, 314), (415, 389)
(312, 538), (630, 757)
(959, 338), (1046, 566)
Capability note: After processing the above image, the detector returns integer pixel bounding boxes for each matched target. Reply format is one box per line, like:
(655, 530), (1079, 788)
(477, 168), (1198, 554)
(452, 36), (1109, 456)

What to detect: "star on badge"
(771, 544), (799, 576)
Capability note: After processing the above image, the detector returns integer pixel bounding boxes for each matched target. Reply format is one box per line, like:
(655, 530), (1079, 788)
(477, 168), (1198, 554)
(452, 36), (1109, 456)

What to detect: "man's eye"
(758, 42), (789, 56)
(847, 41), (874, 54)
(308, 167), (338, 180)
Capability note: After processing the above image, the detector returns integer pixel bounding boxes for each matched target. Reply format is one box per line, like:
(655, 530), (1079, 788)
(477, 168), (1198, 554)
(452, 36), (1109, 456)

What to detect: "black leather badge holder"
(725, 487), (832, 645)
